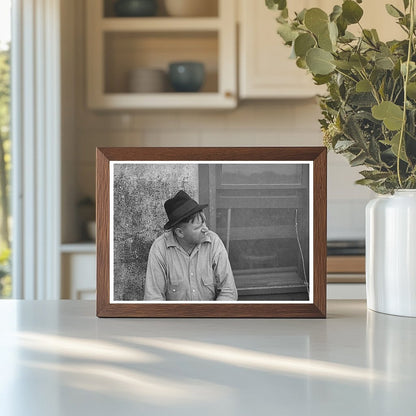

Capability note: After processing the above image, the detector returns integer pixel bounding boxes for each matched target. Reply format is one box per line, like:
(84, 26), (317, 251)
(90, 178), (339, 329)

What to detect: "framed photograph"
(96, 147), (327, 318)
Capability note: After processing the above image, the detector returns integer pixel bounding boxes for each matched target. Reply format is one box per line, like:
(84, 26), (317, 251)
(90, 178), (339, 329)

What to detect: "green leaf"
(403, 0), (409, 10)
(348, 92), (377, 107)
(296, 57), (308, 69)
(407, 82), (416, 99)
(350, 54), (368, 70)
(306, 48), (335, 75)
(294, 33), (316, 58)
(276, 14), (287, 24)
(266, 0), (287, 11)
(401, 61), (416, 76)
(375, 55), (395, 70)
(318, 27), (334, 52)
(334, 139), (355, 151)
(328, 21), (338, 44)
(384, 132), (409, 162)
(304, 8), (329, 35)
(371, 29), (380, 42)
(333, 60), (353, 70)
(277, 23), (299, 43)
(342, 0), (364, 24)
(313, 74), (332, 85)
(344, 114), (367, 147)
(355, 178), (377, 186)
(350, 151), (367, 167)
(372, 101), (404, 130)
(360, 170), (391, 180)
(378, 78), (386, 100)
(385, 4), (404, 18)
(296, 8), (307, 23)
(339, 31), (356, 43)
(363, 29), (376, 46)
(336, 15), (348, 36)
(369, 136), (382, 163)
(330, 5), (342, 22)
(356, 79), (372, 92)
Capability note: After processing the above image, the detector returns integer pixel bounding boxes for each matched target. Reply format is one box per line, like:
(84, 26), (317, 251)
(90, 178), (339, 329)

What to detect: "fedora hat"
(164, 190), (208, 230)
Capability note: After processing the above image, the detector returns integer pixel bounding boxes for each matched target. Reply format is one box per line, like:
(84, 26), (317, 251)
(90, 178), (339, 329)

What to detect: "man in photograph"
(144, 190), (238, 301)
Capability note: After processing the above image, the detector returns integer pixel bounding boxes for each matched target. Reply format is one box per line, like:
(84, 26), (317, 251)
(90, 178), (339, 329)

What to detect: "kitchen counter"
(0, 300), (415, 415)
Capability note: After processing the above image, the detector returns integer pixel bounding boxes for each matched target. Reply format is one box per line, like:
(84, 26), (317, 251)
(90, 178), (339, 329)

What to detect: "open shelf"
(101, 17), (221, 31)
(86, 0), (236, 109)
(104, 31), (218, 94)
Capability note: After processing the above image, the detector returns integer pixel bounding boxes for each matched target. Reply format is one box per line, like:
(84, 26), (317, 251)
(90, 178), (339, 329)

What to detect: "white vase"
(366, 189), (416, 317)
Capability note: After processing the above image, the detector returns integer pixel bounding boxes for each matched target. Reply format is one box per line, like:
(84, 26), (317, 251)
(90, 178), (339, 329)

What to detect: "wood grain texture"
(96, 148), (110, 317)
(327, 256), (365, 274)
(313, 148), (327, 318)
(96, 147), (327, 318)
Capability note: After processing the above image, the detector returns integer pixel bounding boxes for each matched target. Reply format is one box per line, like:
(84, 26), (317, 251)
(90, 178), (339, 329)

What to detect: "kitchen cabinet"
(86, 0), (237, 109)
(61, 245), (96, 300)
(238, 0), (404, 99)
(238, 0), (326, 99)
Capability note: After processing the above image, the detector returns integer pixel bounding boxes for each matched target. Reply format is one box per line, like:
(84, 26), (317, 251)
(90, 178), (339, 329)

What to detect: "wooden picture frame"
(96, 147), (327, 318)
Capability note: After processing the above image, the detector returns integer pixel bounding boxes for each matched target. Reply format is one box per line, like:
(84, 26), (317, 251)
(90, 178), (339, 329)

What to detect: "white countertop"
(0, 300), (415, 415)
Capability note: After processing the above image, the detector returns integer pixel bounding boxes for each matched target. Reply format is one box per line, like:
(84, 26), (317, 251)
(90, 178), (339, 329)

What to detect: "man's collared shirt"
(144, 230), (238, 301)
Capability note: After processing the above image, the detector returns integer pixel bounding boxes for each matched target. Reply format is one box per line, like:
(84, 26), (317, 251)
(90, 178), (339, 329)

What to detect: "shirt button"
(192, 289), (195, 293)
(190, 273), (194, 276)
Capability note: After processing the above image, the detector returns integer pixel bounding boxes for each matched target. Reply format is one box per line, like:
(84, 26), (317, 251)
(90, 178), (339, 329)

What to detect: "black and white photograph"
(109, 161), (313, 304)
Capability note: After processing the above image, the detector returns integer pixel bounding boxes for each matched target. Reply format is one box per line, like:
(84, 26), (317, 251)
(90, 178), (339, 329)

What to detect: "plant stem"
(358, 69), (381, 104)
(334, 68), (358, 84)
(397, 0), (415, 188)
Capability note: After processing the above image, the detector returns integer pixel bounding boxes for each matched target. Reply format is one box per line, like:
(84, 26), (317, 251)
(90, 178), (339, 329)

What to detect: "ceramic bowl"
(168, 61), (205, 92)
(114, 0), (158, 17)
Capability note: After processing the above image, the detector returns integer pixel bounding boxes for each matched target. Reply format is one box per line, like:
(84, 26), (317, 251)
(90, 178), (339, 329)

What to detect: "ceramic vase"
(366, 190), (416, 317)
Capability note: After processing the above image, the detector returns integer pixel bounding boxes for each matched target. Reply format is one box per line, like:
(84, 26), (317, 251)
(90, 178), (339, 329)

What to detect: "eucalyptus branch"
(358, 69), (381, 104)
(390, 79), (398, 101)
(334, 68), (359, 84)
(397, 0), (415, 188)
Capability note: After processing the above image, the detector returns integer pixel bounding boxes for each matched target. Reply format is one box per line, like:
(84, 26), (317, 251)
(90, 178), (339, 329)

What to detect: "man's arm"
(212, 236), (238, 301)
(144, 243), (167, 301)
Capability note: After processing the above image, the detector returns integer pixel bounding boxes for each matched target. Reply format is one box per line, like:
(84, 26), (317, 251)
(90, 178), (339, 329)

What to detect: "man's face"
(178, 213), (209, 245)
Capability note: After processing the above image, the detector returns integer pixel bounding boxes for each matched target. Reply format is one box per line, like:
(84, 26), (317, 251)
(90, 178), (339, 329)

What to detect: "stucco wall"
(113, 163), (198, 300)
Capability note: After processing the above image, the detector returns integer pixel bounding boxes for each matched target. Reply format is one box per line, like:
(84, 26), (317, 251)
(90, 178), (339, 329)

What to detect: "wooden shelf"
(89, 92), (235, 110)
(86, 0), (237, 109)
(101, 17), (221, 32)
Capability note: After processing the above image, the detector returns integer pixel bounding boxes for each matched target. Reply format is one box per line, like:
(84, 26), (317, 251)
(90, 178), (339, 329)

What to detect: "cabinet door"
(61, 253), (96, 300)
(239, 0), (326, 99)
(238, 0), (404, 99)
